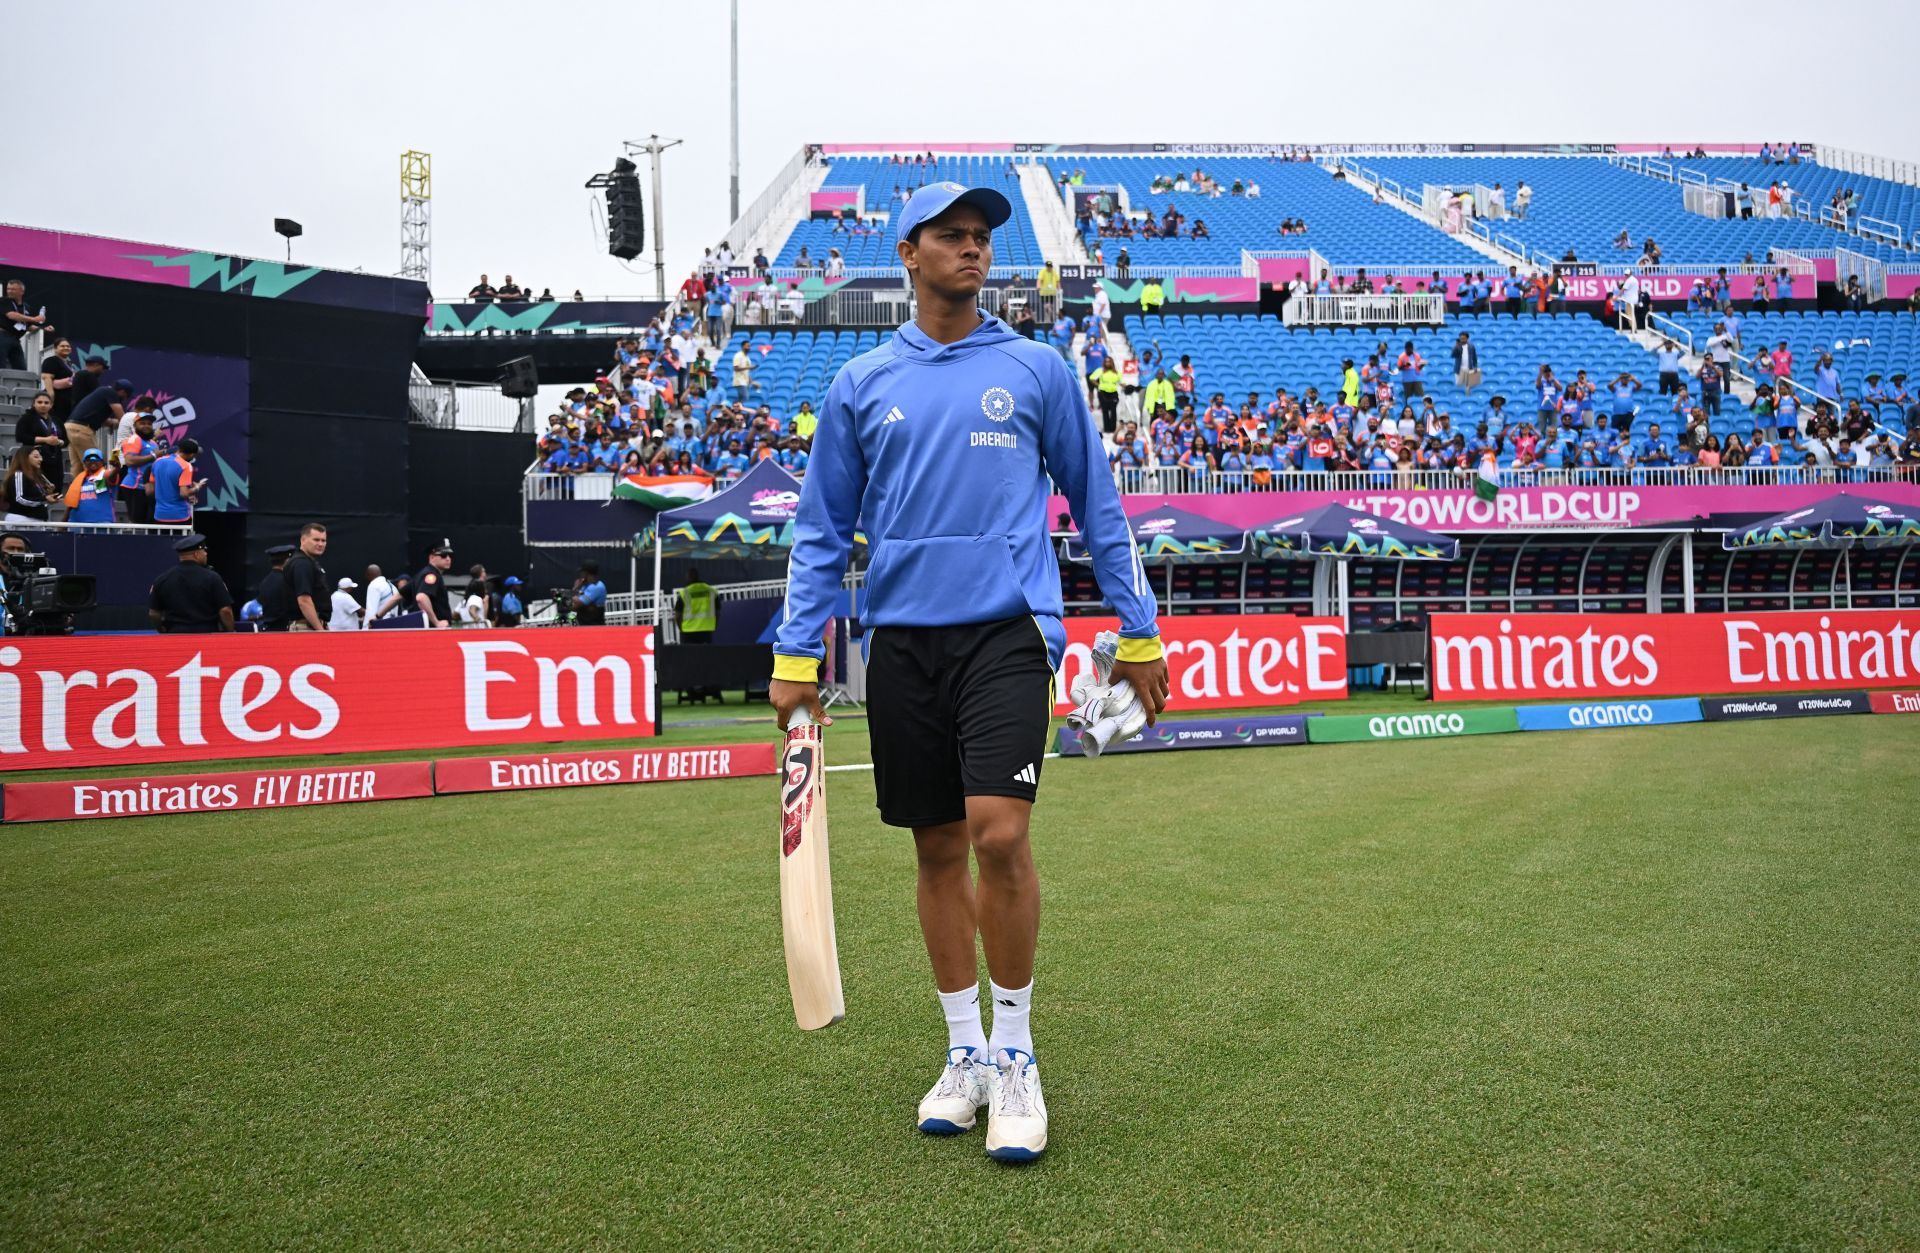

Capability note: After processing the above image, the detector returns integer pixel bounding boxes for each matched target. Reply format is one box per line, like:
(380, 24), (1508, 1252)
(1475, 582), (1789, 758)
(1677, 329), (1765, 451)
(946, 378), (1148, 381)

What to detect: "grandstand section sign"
(1055, 615), (1347, 712)
(1427, 611), (1920, 703)
(0, 628), (659, 771)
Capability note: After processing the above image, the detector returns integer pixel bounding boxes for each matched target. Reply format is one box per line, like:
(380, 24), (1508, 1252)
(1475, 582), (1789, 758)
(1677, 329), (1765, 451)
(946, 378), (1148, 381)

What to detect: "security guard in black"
(149, 534), (235, 633)
(256, 543), (296, 630)
(414, 543), (455, 626)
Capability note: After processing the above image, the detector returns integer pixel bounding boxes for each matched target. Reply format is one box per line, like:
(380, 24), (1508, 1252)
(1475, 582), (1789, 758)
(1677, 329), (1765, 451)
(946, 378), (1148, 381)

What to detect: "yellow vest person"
(1139, 279), (1165, 314)
(680, 572), (717, 638)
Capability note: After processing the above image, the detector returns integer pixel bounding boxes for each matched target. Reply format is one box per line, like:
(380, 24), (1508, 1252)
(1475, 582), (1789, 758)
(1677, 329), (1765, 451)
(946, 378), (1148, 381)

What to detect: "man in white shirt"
(1618, 274), (1643, 330)
(1090, 283), (1112, 328)
(780, 283), (806, 325)
(328, 578), (363, 630)
(361, 564), (397, 626)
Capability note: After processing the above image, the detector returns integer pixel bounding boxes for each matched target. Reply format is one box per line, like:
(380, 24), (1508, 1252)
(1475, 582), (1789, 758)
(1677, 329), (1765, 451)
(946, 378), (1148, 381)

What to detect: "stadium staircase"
(1332, 163), (1524, 270)
(1018, 162), (1091, 265)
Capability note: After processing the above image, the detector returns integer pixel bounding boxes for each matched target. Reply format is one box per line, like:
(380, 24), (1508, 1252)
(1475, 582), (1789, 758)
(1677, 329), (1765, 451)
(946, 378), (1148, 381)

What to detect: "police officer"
(570, 560), (608, 626)
(414, 542), (455, 627)
(255, 543), (296, 630)
(148, 534), (235, 633)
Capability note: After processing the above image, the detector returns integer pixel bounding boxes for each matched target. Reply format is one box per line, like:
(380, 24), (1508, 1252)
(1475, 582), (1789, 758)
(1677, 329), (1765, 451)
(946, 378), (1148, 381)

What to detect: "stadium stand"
(1681, 157), (1920, 243)
(1359, 155), (1913, 263)
(774, 156), (1044, 270)
(1057, 157), (1491, 268)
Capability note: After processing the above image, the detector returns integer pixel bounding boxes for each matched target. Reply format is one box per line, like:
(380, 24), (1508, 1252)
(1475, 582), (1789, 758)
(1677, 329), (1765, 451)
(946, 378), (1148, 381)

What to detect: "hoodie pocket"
(866, 534), (1026, 624)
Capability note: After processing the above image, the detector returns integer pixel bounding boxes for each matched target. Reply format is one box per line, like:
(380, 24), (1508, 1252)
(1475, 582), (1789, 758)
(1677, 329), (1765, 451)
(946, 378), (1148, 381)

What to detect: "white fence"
(1282, 293), (1444, 326)
(408, 375), (534, 433)
(1111, 465), (1909, 497)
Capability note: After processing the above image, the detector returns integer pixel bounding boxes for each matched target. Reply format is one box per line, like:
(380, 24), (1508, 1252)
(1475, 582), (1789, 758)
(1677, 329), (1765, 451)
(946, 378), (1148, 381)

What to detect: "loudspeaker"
(606, 173), (645, 261)
(496, 355), (539, 399)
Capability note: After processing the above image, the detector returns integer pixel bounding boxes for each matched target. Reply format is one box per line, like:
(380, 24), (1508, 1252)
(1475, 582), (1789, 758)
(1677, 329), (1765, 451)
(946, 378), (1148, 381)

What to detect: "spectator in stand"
(15, 392), (65, 492)
(63, 448), (119, 522)
(150, 438), (204, 525)
(38, 337), (78, 445)
(1655, 338), (1684, 395)
(1451, 332), (1481, 394)
(66, 376), (131, 476)
(468, 274), (497, 303)
(705, 282), (730, 345)
(496, 276), (525, 301)
(1512, 181), (1532, 220)
(3, 279), (50, 371)
(2, 446), (54, 523)
(1814, 354), (1843, 406)
(1395, 341), (1426, 399)
(1698, 358), (1725, 417)
(731, 342), (757, 403)
(329, 578), (363, 630)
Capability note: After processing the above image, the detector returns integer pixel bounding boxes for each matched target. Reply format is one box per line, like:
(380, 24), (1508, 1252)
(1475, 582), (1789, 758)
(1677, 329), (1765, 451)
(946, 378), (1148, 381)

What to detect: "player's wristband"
(1114, 634), (1164, 663)
(771, 653), (821, 683)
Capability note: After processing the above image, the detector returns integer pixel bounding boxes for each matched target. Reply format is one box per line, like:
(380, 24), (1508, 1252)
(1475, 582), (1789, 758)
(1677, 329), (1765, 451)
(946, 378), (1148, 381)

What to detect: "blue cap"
(895, 182), (1012, 242)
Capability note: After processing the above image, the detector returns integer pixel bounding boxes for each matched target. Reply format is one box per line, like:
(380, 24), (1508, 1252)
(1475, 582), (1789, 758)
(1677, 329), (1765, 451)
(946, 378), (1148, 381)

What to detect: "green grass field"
(5, 704), (1919, 1248)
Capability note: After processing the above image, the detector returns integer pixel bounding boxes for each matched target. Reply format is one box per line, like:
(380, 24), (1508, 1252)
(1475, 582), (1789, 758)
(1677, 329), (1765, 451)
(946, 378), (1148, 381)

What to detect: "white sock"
(986, 979), (1033, 1059)
(938, 985), (986, 1056)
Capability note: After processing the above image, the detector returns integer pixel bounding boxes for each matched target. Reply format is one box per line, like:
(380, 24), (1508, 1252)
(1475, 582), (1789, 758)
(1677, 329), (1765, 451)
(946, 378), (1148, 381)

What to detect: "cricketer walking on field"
(770, 181), (1170, 1162)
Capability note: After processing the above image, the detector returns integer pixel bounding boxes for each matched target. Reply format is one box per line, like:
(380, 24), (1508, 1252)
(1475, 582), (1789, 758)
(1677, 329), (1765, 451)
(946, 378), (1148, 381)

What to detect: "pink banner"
(1274, 270), (1801, 303)
(1256, 256), (1311, 284)
(0, 223), (198, 288)
(810, 188), (863, 214)
(1888, 274), (1920, 300)
(1055, 482), (1920, 533)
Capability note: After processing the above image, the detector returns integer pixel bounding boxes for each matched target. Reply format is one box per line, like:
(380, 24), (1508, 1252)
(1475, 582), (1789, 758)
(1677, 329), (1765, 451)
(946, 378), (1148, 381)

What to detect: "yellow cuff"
(772, 653), (821, 683)
(1115, 634), (1164, 663)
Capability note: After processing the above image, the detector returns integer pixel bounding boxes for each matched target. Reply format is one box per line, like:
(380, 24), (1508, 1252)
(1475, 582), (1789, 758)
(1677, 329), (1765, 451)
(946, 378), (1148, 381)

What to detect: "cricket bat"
(779, 708), (845, 1030)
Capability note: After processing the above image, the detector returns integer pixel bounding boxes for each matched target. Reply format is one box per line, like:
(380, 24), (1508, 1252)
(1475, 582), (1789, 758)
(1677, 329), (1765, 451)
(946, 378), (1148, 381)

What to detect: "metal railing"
(612, 571), (864, 633)
(408, 377), (535, 433)
(1109, 464), (1909, 496)
(1282, 293), (1444, 327)
(713, 145), (815, 260)
(1835, 246), (1888, 304)
(0, 519), (192, 536)
(1646, 311), (1693, 354)
(1811, 143), (1920, 190)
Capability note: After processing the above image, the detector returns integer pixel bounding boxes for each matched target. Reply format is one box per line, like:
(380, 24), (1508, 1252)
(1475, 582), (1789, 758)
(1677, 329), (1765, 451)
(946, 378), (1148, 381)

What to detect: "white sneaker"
(984, 1048), (1047, 1162)
(917, 1047), (991, 1135)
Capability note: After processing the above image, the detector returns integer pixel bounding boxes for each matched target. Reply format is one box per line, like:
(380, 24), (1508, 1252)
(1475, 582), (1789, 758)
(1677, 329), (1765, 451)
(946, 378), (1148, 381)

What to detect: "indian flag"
(612, 472), (714, 509)
(1474, 455), (1501, 502)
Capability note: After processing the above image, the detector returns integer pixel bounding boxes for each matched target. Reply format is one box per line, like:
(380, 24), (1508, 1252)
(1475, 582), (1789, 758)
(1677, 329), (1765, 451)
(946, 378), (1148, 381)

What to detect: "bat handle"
(785, 707), (813, 732)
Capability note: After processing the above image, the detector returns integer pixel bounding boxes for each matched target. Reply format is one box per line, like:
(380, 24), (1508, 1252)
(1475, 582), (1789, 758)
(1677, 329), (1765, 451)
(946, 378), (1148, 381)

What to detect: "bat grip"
(785, 707), (813, 732)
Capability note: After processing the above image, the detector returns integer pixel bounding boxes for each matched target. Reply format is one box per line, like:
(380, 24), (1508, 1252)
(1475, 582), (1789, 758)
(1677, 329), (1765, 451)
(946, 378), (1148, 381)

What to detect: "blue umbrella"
(1252, 503), (1460, 561)
(1064, 501), (1249, 563)
(1722, 492), (1920, 551)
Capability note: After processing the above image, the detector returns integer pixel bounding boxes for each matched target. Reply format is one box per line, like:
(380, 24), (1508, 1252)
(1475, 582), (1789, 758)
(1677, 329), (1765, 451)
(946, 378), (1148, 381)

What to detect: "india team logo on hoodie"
(981, 386), (1015, 422)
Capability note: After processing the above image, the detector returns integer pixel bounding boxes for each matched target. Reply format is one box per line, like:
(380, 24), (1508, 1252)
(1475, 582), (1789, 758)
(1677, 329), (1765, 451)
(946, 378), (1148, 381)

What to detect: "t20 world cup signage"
(0, 628), (659, 771)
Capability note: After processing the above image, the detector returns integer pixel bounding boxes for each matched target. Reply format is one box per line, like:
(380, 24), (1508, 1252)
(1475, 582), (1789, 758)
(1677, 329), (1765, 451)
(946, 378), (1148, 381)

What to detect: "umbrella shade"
(633, 460), (866, 559)
(1721, 492), (1920, 551)
(1064, 501), (1249, 563)
(1252, 503), (1460, 561)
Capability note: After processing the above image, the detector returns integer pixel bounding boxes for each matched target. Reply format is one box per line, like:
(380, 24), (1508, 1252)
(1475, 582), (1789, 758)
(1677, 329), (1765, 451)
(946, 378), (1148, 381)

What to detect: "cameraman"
(0, 531), (30, 634)
(570, 561), (607, 626)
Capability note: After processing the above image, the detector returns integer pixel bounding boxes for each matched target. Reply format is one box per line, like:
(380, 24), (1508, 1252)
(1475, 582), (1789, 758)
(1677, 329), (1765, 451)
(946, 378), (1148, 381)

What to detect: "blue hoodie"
(772, 314), (1160, 680)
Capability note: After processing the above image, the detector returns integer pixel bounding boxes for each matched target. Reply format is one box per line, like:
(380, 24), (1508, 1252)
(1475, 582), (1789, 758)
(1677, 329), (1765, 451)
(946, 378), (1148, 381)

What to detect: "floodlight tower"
(400, 150), (432, 284)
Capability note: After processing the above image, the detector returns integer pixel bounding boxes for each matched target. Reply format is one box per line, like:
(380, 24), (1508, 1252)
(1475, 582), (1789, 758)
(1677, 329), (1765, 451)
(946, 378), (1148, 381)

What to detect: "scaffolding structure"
(400, 150), (431, 283)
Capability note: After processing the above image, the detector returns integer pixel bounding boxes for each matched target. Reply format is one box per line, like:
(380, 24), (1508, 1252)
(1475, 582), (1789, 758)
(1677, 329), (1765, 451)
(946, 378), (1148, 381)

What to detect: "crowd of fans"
(533, 295), (814, 486)
(1081, 319), (1920, 488)
(3, 278), (209, 527)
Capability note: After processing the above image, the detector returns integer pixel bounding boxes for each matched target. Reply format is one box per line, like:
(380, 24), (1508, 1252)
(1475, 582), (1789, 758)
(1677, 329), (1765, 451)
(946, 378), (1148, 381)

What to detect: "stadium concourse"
(519, 141), (1920, 633)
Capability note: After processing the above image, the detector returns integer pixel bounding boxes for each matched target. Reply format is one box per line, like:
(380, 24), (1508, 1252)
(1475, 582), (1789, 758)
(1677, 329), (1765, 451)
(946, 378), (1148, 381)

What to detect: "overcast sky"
(11, 0), (1918, 301)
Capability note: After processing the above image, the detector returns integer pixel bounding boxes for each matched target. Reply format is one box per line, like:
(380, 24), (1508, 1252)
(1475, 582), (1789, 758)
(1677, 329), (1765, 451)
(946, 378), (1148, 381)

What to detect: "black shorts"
(865, 616), (1056, 828)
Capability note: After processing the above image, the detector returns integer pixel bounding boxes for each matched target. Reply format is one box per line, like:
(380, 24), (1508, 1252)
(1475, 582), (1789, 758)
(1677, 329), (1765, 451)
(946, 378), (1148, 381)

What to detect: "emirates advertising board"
(1055, 615), (1348, 713)
(0, 628), (659, 771)
(1427, 611), (1920, 703)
